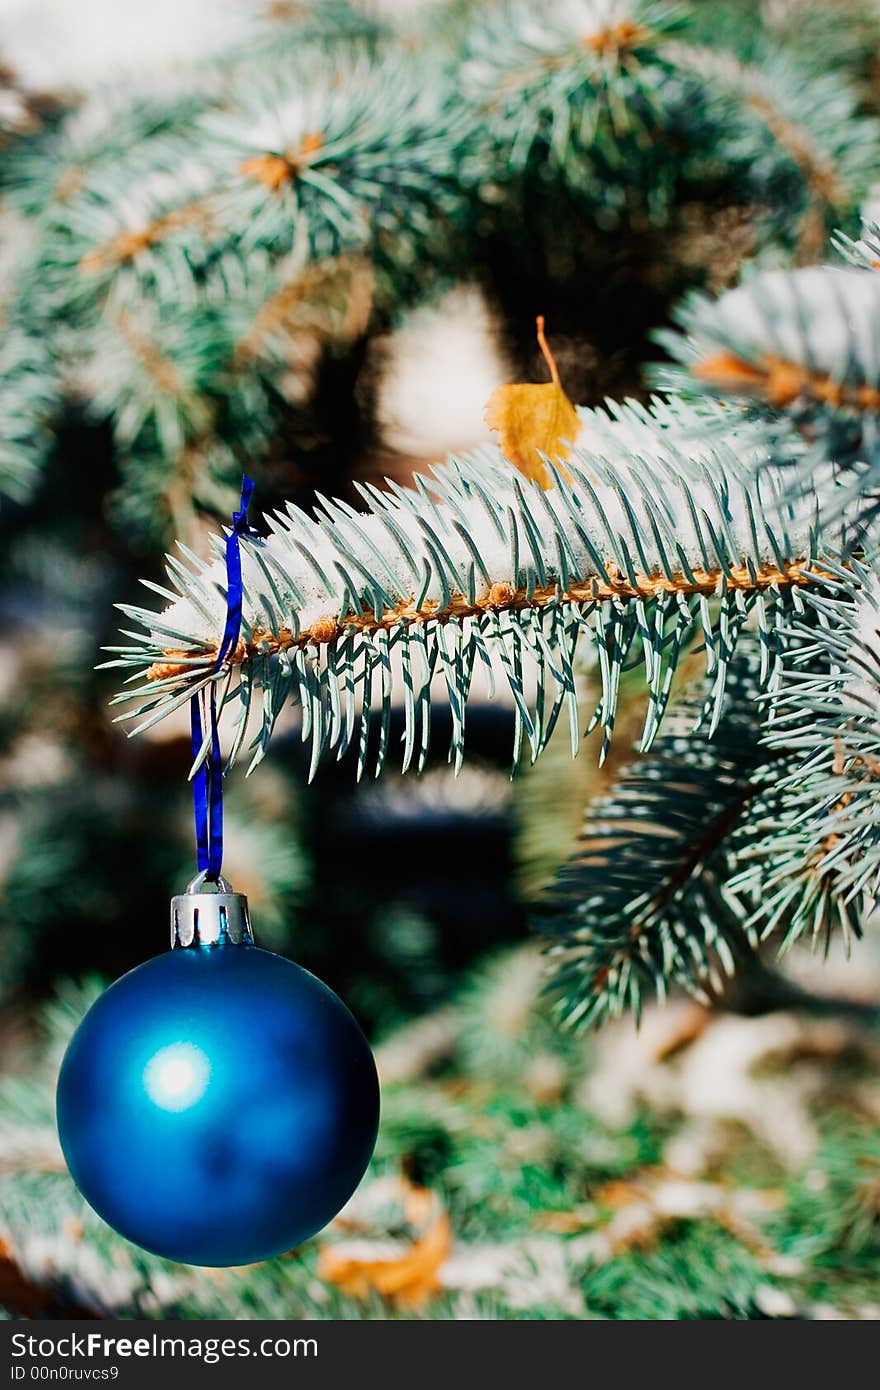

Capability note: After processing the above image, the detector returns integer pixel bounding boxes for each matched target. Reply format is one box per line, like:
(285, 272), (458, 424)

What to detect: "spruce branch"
(726, 555), (880, 952)
(462, 0), (693, 212)
(762, 0), (880, 92)
(0, 322), (59, 504)
(2, 86), (206, 220)
(203, 51), (472, 269)
(105, 399), (828, 779)
(658, 264), (880, 531)
(0, 37), (476, 511)
(536, 640), (777, 1029)
(28, 50), (471, 331)
(667, 42), (879, 258)
(835, 216), (880, 271)
(537, 558), (877, 1031)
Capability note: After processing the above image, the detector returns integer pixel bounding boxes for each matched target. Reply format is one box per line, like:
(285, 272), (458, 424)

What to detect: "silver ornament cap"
(170, 872), (254, 949)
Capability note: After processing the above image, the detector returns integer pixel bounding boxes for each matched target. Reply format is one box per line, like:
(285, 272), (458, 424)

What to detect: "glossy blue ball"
(56, 942), (379, 1266)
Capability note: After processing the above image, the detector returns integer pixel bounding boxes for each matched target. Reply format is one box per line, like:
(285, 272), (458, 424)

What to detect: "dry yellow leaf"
(484, 315), (580, 489)
(318, 1205), (452, 1309)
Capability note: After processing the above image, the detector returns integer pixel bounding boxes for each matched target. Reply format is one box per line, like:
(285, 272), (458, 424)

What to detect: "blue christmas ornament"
(56, 877), (379, 1267)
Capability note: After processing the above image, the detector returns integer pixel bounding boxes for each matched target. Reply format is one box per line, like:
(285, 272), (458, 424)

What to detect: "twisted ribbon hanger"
(190, 476), (255, 881)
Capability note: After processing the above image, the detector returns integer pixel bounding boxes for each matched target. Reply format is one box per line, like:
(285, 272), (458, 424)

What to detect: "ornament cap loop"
(171, 872), (253, 949)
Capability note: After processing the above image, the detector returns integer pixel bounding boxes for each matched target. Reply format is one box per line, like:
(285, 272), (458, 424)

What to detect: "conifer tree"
(3, 0), (880, 1320)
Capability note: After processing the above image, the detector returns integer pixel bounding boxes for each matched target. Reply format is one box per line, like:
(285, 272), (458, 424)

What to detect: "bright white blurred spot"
(144, 1043), (210, 1112)
(375, 285), (510, 459)
(0, 0), (258, 90)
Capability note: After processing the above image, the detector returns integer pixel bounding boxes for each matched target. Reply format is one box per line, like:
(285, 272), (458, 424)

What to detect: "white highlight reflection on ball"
(144, 1043), (210, 1111)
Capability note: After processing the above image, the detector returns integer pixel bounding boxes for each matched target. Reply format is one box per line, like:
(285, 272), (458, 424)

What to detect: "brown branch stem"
(147, 555), (823, 681)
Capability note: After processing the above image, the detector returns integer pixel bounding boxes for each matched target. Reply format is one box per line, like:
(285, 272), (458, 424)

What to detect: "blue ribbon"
(191, 476), (255, 881)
